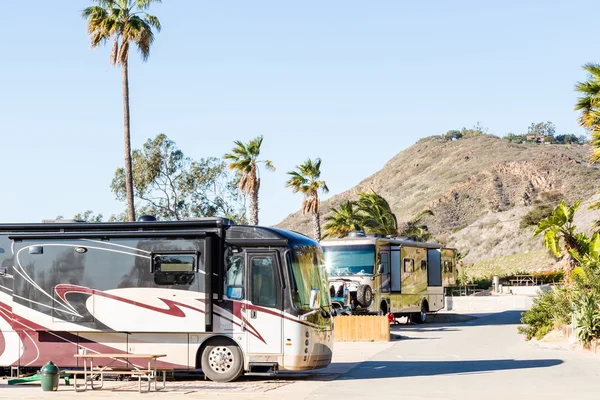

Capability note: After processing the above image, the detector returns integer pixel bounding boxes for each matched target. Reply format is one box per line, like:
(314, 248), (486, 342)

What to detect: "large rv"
(0, 218), (333, 382)
(321, 232), (457, 323)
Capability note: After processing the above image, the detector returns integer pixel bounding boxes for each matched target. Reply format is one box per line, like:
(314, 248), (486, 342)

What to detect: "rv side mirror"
(377, 264), (384, 274)
(227, 286), (244, 300)
(309, 289), (321, 310)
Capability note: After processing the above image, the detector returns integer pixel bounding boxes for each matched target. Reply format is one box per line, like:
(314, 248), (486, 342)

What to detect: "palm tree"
(356, 190), (397, 236)
(82, 0), (162, 222)
(286, 158), (329, 241)
(575, 63), (600, 163)
(534, 200), (585, 283)
(323, 200), (361, 238)
(399, 210), (434, 241)
(224, 136), (274, 225)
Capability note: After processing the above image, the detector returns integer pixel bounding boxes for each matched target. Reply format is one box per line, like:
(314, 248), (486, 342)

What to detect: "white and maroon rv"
(0, 217), (333, 382)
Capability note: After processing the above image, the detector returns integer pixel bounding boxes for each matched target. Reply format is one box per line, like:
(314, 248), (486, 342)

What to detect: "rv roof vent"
(366, 233), (384, 238)
(347, 231), (366, 238)
(137, 215), (157, 222)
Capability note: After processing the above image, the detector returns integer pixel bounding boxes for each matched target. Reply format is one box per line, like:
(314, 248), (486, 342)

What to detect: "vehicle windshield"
(322, 244), (376, 276)
(287, 246), (329, 311)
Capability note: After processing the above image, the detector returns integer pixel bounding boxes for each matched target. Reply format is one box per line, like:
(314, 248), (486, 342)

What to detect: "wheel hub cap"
(209, 347), (234, 373)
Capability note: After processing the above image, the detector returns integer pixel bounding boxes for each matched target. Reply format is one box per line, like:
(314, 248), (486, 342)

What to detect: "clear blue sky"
(0, 0), (594, 226)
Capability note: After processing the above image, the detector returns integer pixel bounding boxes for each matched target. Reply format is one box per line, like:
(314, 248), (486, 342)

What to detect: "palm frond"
(136, 0), (162, 11)
(263, 160), (275, 171)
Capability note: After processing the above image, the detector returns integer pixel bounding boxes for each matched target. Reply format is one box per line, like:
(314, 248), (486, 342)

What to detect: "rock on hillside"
(276, 135), (600, 268)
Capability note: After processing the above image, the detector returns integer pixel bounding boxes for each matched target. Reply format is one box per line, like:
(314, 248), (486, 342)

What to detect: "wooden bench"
(70, 353), (167, 393)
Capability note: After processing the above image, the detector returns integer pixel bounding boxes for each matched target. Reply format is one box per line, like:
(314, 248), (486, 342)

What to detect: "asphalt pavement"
(3, 311), (600, 399)
(306, 310), (600, 400)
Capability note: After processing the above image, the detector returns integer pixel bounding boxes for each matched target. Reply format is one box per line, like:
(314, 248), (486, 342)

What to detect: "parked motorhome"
(0, 218), (333, 382)
(321, 232), (457, 323)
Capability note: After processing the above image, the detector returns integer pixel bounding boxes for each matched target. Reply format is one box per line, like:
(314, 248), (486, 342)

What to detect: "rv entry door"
(244, 250), (283, 354)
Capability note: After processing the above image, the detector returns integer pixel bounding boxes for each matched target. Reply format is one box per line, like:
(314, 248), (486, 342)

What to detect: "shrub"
(573, 292), (600, 348)
(518, 287), (572, 340)
(520, 192), (564, 229)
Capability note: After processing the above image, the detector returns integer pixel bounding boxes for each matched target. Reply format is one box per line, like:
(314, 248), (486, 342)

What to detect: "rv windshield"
(322, 244), (376, 276)
(287, 246), (329, 311)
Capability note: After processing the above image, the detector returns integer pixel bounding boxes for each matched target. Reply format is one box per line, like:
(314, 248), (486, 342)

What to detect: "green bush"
(573, 292), (600, 348)
(520, 192), (564, 229)
(518, 287), (572, 340)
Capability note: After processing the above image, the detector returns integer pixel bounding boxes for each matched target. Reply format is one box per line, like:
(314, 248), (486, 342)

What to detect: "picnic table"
(65, 353), (167, 393)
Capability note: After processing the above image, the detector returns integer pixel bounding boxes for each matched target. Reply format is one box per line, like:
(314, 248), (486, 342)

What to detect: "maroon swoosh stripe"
(54, 284), (205, 317)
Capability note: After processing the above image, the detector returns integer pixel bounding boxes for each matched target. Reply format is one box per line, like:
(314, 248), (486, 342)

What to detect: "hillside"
(276, 135), (600, 277)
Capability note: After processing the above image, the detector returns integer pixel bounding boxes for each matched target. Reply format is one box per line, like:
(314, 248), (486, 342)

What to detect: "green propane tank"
(40, 361), (60, 391)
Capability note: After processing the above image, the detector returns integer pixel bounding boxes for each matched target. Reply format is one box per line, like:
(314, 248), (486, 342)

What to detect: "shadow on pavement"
(394, 310), (525, 330)
(444, 310), (524, 327)
(336, 358), (563, 380)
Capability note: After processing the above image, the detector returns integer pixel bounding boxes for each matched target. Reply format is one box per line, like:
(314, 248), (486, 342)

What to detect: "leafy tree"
(575, 63), (600, 163)
(444, 130), (463, 140)
(74, 210), (104, 222)
(286, 158), (329, 241)
(534, 200), (585, 283)
(555, 134), (585, 145)
(504, 133), (527, 143)
(527, 121), (556, 137)
(224, 136), (274, 225)
(356, 190), (397, 236)
(112, 134), (246, 222)
(82, 0), (162, 221)
(443, 124), (486, 141)
(322, 201), (361, 239)
(399, 210), (434, 241)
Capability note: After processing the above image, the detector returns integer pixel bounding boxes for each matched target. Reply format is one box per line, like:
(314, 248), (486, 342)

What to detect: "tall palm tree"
(534, 200), (586, 284)
(286, 158), (329, 241)
(399, 210), (434, 242)
(575, 63), (600, 163)
(356, 190), (397, 236)
(224, 136), (274, 225)
(323, 200), (361, 238)
(82, 0), (162, 222)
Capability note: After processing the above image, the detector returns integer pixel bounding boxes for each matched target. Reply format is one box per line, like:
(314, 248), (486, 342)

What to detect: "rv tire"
(411, 302), (428, 324)
(356, 284), (373, 308)
(201, 338), (244, 383)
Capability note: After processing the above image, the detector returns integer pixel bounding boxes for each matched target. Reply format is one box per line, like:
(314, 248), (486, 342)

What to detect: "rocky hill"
(276, 135), (600, 277)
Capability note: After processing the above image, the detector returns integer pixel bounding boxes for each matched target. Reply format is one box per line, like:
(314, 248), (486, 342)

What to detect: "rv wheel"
(356, 285), (373, 308)
(201, 339), (244, 382)
(412, 303), (428, 324)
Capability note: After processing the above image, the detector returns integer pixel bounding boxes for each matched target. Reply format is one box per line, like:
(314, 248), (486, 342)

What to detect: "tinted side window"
(404, 258), (414, 273)
(251, 256), (277, 308)
(380, 253), (389, 274)
(225, 254), (245, 300)
(153, 254), (196, 285)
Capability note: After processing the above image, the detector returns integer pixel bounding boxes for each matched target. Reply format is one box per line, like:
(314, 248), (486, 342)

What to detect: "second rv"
(321, 232), (457, 322)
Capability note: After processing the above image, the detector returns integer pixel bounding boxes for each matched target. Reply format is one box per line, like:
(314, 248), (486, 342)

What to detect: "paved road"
(306, 311), (600, 400)
(3, 311), (600, 399)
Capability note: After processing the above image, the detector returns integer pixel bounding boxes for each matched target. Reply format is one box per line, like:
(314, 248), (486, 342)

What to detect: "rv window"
(443, 260), (453, 273)
(379, 253), (389, 275)
(153, 255), (196, 285)
(225, 254), (244, 300)
(404, 258), (414, 273)
(421, 260), (427, 271)
(250, 255), (277, 308)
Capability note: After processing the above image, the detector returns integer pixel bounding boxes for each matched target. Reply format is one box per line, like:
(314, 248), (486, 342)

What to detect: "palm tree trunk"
(122, 59), (136, 222)
(249, 186), (259, 225)
(312, 211), (321, 242)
